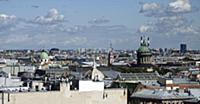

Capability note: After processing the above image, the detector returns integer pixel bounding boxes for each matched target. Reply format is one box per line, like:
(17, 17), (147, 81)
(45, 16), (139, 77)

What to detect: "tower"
(108, 43), (114, 66)
(137, 36), (152, 66)
(180, 44), (187, 54)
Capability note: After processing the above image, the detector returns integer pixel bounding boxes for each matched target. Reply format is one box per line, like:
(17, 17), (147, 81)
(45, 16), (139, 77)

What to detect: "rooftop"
(131, 89), (194, 100)
(119, 73), (158, 81)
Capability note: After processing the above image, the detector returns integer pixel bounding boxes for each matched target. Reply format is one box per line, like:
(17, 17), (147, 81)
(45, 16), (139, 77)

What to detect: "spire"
(91, 55), (105, 81)
(109, 42), (113, 52)
(93, 56), (97, 69)
(109, 42), (112, 49)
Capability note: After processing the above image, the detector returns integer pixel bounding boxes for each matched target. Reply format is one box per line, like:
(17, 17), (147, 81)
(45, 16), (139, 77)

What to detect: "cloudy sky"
(0, 0), (199, 49)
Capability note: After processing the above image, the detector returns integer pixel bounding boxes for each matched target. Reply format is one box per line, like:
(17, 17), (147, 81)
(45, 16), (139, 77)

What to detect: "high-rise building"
(180, 44), (187, 54)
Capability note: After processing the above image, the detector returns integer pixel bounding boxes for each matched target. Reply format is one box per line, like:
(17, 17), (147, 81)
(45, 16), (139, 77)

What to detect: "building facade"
(0, 83), (127, 104)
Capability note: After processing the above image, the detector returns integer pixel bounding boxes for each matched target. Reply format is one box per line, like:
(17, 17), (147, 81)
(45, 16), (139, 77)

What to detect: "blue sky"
(0, 0), (199, 49)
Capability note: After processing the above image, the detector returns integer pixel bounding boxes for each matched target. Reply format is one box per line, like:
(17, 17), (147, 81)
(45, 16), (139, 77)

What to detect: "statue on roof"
(140, 36), (150, 47)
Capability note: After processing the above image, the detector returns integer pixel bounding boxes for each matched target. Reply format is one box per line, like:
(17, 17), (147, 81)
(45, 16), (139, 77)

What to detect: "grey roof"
(173, 77), (199, 84)
(0, 71), (8, 77)
(191, 70), (200, 75)
(119, 73), (158, 81)
(189, 89), (200, 100)
(140, 80), (160, 87)
(45, 69), (66, 76)
(102, 70), (120, 79)
(131, 89), (194, 100)
(70, 71), (83, 79)
(184, 99), (199, 103)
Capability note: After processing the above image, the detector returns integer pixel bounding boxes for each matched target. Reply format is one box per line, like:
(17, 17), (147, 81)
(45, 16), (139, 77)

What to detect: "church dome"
(137, 46), (150, 53)
(40, 51), (49, 60)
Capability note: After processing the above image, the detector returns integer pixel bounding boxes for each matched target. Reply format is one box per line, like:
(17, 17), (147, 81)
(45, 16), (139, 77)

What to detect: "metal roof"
(131, 89), (194, 100)
(119, 73), (158, 81)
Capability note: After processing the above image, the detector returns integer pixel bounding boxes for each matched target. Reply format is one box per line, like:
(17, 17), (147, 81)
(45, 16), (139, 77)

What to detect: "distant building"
(158, 76), (200, 90)
(131, 89), (195, 104)
(39, 50), (50, 69)
(49, 48), (60, 55)
(137, 36), (152, 66)
(108, 43), (114, 66)
(180, 44), (187, 54)
(159, 48), (164, 56)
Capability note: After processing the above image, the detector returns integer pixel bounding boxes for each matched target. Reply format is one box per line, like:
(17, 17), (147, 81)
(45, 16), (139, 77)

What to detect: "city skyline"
(0, 0), (200, 49)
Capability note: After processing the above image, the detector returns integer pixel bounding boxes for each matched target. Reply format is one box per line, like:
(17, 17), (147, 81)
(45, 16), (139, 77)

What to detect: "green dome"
(137, 46), (151, 53)
(40, 52), (49, 60)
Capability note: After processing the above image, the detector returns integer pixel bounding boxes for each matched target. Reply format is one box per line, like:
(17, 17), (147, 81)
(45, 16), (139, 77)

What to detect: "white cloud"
(175, 26), (198, 34)
(0, 14), (16, 21)
(159, 15), (183, 21)
(140, 3), (167, 17)
(88, 17), (110, 25)
(63, 25), (86, 33)
(0, 21), (135, 49)
(138, 25), (152, 33)
(139, 0), (196, 35)
(150, 15), (195, 36)
(140, 0), (193, 17)
(0, 14), (16, 31)
(169, 0), (191, 13)
(3, 34), (31, 44)
(34, 8), (64, 25)
(138, 0), (200, 49)
(64, 37), (88, 45)
(140, 3), (160, 12)
(0, 7), (137, 49)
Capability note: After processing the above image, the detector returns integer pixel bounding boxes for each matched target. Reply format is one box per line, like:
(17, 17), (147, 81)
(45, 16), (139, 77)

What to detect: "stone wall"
(0, 88), (127, 104)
